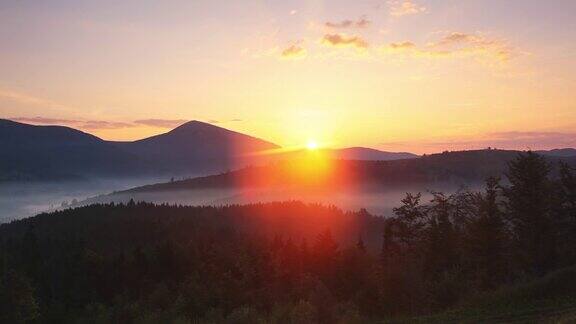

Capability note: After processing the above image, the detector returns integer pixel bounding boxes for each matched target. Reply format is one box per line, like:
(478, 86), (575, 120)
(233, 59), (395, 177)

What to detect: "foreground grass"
(387, 266), (576, 323)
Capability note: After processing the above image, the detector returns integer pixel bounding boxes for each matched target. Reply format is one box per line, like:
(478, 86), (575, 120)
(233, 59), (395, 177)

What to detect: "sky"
(1, 0), (575, 154)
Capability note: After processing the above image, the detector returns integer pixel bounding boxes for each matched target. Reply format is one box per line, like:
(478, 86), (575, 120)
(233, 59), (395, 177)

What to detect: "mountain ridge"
(118, 148), (576, 195)
(1, 119), (422, 181)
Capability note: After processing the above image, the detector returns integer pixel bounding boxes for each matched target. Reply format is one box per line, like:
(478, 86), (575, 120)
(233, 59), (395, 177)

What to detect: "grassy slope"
(388, 266), (576, 323)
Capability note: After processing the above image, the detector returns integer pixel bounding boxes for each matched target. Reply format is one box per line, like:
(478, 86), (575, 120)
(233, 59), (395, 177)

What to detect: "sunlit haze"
(1, 0), (575, 153)
(307, 140), (319, 150)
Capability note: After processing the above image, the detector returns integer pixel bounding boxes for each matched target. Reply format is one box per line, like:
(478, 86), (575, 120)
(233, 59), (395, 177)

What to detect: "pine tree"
(559, 162), (576, 220)
(424, 192), (458, 278)
(393, 192), (426, 247)
(504, 151), (555, 275)
(556, 162), (576, 264)
(0, 271), (39, 323)
(313, 229), (339, 281)
(465, 177), (507, 288)
(356, 235), (366, 253)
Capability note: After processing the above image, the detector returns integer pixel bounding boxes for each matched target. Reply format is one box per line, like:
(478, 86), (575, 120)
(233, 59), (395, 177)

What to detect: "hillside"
(0, 119), (157, 181)
(123, 149), (576, 194)
(537, 148), (576, 158)
(323, 147), (418, 161)
(3, 153), (576, 323)
(0, 119), (421, 182)
(113, 121), (280, 173)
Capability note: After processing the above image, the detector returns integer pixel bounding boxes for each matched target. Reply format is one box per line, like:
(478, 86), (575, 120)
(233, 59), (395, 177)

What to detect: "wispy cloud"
(134, 119), (188, 128)
(11, 117), (134, 130)
(10, 117), (80, 125)
(325, 17), (371, 29)
(381, 32), (519, 63)
(0, 88), (72, 112)
(388, 0), (427, 17)
(322, 34), (369, 49)
(386, 41), (417, 51)
(78, 120), (135, 130)
(486, 131), (576, 148)
(281, 44), (307, 59)
(10, 116), (245, 131)
(206, 118), (244, 124)
(383, 131), (576, 152)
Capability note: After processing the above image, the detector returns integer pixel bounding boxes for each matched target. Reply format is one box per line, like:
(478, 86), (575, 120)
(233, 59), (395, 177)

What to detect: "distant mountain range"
(323, 147), (417, 161)
(112, 120), (279, 174)
(0, 119), (155, 181)
(0, 119), (421, 181)
(536, 148), (576, 157)
(121, 149), (576, 195)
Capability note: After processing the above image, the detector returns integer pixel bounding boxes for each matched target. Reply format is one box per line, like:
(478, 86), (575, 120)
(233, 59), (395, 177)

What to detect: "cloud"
(79, 120), (135, 130)
(381, 32), (518, 63)
(414, 131), (576, 152)
(11, 117), (134, 130)
(388, 0), (427, 17)
(281, 44), (307, 59)
(325, 17), (371, 29)
(431, 32), (517, 62)
(133, 119), (188, 128)
(322, 34), (369, 49)
(11, 117), (81, 125)
(0, 88), (72, 112)
(385, 41), (416, 52)
(487, 131), (576, 147)
(437, 32), (478, 46)
(206, 118), (244, 124)
(380, 130), (576, 153)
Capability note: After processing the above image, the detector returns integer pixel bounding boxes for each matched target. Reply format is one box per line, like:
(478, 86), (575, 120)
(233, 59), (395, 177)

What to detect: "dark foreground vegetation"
(1, 152), (576, 323)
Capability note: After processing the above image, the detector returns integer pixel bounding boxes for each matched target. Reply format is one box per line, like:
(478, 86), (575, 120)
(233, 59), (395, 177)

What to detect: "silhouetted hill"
(537, 148), (576, 157)
(324, 147), (418, 160)
(3, 118), (574, 183)
(0, 119), (280, 181)
(0, 119), (156, 181)
(123, 149), (576, 193)
(0, 119), (422, 182)
(114, 120), (279, 173)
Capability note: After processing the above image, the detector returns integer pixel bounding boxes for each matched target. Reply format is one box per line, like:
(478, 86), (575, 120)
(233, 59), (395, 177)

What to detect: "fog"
(82, 182), (479, 217)
(0, 177), (168, 223)
(1, 176), (484, 224)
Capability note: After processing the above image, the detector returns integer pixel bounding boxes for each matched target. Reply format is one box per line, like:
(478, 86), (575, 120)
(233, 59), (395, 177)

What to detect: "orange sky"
(1, 0), (575, 153)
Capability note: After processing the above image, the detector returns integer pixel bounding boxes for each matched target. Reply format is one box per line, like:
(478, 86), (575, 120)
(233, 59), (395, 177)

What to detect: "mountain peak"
(169, 120), (226, 133)
(175, 120), (209, 127)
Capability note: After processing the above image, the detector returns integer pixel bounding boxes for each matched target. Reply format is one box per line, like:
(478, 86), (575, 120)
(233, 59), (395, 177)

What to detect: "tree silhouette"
(504, 152), (556, 275)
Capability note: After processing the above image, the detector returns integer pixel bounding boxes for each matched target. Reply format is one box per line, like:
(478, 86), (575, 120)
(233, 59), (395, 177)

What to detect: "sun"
(306, 140), (318, 150)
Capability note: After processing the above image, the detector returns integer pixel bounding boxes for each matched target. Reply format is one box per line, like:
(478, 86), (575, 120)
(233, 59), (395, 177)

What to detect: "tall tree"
(0, 271), (39, 324)
(504, 152), (555, 275)
(424, 192), (458, 278)
(465, 177), (507, 288)
(313, 229), (339, 282)
(556, 162), (576, 264)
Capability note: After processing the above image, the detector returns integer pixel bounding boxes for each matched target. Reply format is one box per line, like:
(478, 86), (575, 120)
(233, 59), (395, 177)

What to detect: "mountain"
(1, 119), (422, 182)
(113, 120), (279, 173)
(537, 148), (576, 157)
(5, 118), (571, 183)
(324, 147), (418, 160)
(120, 149), (576, 194)
(0, 119), (279, 181)
(0, 119), (156, 181)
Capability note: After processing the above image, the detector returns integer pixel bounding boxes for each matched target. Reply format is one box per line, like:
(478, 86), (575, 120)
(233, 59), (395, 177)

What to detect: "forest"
(1, 152), (576, 323)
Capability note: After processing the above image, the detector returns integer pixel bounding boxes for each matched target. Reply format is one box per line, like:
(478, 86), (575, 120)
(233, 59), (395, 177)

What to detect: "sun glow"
(306, 140), (318, 150)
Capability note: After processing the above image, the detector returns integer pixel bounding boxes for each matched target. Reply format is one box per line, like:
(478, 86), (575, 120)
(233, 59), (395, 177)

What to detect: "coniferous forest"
(2, 152), (576, 323)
